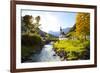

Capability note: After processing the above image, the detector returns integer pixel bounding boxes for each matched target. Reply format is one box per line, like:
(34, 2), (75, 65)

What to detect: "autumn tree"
(75, 13), (90, 40)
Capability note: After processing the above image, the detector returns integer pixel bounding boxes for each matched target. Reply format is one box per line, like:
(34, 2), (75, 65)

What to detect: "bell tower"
(59, 26), (65, 39)
(60, 26), (63, 35)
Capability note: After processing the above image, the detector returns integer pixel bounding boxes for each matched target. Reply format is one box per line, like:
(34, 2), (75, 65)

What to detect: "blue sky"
(22, 10), (77, 33)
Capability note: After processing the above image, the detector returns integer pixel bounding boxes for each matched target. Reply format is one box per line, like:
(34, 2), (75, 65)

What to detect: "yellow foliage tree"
(75, 13), (90, 40)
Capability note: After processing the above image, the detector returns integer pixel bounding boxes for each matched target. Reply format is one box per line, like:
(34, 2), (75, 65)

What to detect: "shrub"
(21, 46), (33, 57)
(21, 34), (42, 46)
(21, 34), (44, 62)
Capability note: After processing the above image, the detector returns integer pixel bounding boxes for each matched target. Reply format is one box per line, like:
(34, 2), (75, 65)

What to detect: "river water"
(29, 42), (61, 62)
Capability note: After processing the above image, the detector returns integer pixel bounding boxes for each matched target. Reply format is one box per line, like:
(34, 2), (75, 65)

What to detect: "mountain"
(63, 28), (71, 34)
(38, 29), (46, 37)
(38, 29), (57, 38)
(48, 27), (71, 37)
(48, 31), (60, 37)
(68, 24), (76, 32)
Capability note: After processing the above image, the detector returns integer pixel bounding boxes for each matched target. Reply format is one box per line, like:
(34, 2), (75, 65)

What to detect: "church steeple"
(60, 26), (63, 35)
(59, 26), (66, 40)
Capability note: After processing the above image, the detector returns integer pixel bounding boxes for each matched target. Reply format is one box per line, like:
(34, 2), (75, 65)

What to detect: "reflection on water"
(30, 42), (61, 62)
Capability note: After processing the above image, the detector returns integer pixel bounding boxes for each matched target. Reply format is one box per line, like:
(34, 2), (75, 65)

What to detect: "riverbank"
(21, 34), (44, 62)
(53, 40), (90, 61)
(23, 42), (61, 62)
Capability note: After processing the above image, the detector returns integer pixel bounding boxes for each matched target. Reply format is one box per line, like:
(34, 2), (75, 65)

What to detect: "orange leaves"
(75, 13), (90, 39)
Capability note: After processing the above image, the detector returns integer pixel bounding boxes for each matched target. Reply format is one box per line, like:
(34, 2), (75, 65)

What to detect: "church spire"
(60, 26), (63, 35)
(59, 26), (66, 39)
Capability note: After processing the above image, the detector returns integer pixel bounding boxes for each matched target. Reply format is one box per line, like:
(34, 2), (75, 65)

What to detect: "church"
(59, 27), (67, 40)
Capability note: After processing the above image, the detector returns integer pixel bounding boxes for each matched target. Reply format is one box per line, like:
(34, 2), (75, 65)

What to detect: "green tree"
(22, 15), (34, 34)
(22, 15), (41, 34)
(33, 16), (41, 32)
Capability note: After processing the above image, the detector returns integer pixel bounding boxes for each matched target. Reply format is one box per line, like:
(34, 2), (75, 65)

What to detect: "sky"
(21, 9), (77, 33)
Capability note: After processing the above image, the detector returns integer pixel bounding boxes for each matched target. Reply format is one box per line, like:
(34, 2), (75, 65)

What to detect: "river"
(28, 42), (61, 62)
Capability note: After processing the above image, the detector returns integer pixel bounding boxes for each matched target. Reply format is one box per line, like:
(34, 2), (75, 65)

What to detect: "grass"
(54, 40), (84, 51)
(53, 40), (90, 60)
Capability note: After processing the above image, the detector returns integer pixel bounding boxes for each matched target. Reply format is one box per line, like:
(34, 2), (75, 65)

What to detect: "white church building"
(59, 27), (68, 40)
